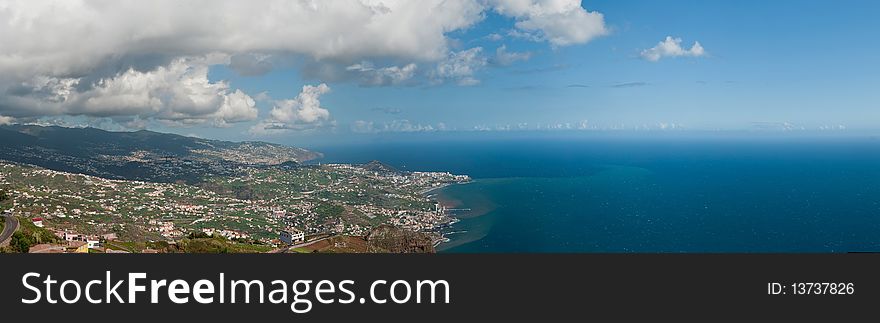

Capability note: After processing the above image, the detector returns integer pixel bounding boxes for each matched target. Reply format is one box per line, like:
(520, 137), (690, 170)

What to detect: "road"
(0, 215), (19, 247)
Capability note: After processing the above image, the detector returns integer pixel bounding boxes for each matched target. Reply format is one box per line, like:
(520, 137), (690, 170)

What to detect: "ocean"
(310, 133), (880, 253)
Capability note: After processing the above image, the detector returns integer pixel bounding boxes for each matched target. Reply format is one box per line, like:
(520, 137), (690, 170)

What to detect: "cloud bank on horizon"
(0, 0), (615, 133)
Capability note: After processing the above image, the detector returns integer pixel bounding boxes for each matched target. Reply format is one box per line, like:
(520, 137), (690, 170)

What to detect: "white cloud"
(270, 84), (331, 124)
(122, 117), (148, 130)
(250, 83), (333, 135)
(0, 115), (15, 125)
(0, 0), (487, 124)
(0, 0), (611, 126)
(640, 36), (706, 62)
(493, 45), (533, 66)
(350, 119), (446, 133)
(212, 90), (259, 126)
(80, 57), (259, 126)
(253, 91), (272, 102)
(350, 120), (375, 133)
(432, 48), (488, 86)
(490, 0), (608, 46)
(345, 62), (418, 86)
(507, 29), (545, 42)
(2, 57), (258, 127)
(486, 33), (504, 41)
(0, 0), (485, 76)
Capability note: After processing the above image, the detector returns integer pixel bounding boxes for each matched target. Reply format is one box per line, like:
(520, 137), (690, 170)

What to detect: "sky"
(1, 0), (879, 145)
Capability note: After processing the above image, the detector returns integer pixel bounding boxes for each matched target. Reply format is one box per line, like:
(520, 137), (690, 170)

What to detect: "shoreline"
(419, 182), (455, 195)
(421, 180), (472, 249)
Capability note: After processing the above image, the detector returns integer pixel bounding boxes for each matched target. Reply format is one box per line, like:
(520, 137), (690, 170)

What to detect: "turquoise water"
(313, 134), (880, 253)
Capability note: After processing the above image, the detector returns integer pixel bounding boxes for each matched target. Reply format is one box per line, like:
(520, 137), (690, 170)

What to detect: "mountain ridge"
(0, 124), (322, 183)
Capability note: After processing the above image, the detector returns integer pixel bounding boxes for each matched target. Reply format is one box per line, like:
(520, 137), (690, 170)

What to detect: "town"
(0, 161), (469, 253)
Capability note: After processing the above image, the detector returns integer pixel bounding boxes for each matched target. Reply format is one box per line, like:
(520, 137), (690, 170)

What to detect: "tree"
(0, 189), (8, 202)
(10, 231), (33, 253)
(188, 231), (210, 239)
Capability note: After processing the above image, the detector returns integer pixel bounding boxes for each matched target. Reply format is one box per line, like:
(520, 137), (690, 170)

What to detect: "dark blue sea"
(308, 133), (880, 253)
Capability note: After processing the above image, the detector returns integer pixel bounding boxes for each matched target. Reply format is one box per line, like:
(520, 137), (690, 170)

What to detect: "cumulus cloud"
(250, 83), (333, 135)
(491, 0), (609, 46)
(83, 57), (258, 126)
(640, 36), (706, 62)
(351, 119), (447, 133)
(0, 0), (610, 127)
(492, 45), (533, 66)
(431, 47), (488, 86)
(0, 0), (485, 75)
(253, 91), (272, 102)
(270, 84), (331, 124)
(0, 0), (486, 125)
(345, 62), (418, 86)
(2, 57), (258, 126)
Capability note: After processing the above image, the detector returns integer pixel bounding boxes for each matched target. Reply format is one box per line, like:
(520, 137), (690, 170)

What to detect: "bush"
(188, 231), (211, 239)
(179, 238), (229, 253)
(6, 217), (62, 253)
(10, 231), (32, 253)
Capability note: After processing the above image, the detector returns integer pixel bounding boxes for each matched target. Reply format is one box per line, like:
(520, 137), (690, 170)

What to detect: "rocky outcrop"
(364, 225), (435, 253)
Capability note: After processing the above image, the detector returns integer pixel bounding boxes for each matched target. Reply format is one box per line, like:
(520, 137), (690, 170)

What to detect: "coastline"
(419, 182), (455, 195)
(421, 180), (470, 248)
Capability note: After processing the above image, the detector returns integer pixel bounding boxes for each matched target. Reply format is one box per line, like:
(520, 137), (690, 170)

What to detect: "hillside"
(361, 160), (405, 175)
(0, 125), (321, 183)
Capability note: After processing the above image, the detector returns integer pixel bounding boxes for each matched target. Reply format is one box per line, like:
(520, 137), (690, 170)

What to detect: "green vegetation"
(0, 124), (320, 184)
(314, 203), (345, 221)
(104, 240), (145, 253)
(2, 216), (62, 253)
(188, 231), (211, 239)
(100, 232), (273, 254)
(0, 188), (10, 211)
(8, 232), (30, 253)
(0, 125), (468, 253)
(175, 235), (273, 253)
(0, 160), (467, 252)
(7, 232), (34, 253)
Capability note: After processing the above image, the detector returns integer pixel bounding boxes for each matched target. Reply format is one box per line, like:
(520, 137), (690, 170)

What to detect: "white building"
(61, 232), (100, 249)
(280, 228), (305, 245)
(62, 232), (81, 241)
(86, 238), (100, 249)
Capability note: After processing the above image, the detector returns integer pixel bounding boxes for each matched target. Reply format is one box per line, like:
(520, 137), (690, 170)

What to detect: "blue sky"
(204, 1), (880, 142)
(2, 1), (879, 144)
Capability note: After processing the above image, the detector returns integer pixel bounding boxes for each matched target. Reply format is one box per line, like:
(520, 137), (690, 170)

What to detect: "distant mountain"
(0, 124), (321, 183)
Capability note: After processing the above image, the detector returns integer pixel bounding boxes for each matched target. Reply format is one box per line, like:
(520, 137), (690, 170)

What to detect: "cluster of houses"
(201, 228), (250, 240)
(148, 219), (180, 238)
(27, 218), (123, 253)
